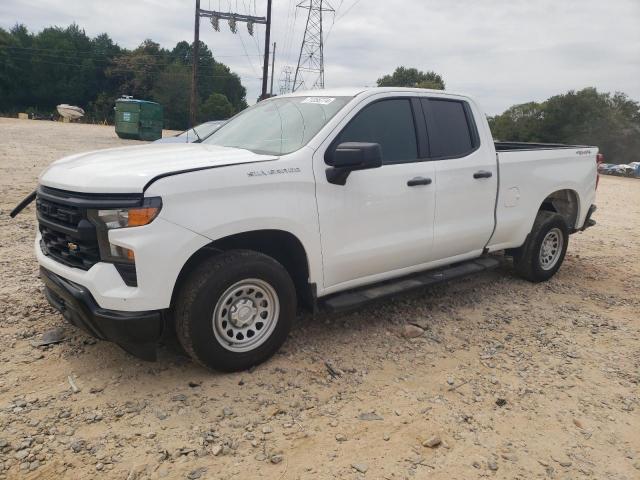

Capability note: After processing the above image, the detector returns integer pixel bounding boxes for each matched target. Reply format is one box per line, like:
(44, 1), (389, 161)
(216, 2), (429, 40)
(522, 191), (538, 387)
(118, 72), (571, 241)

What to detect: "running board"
(321, 256), (501, 313)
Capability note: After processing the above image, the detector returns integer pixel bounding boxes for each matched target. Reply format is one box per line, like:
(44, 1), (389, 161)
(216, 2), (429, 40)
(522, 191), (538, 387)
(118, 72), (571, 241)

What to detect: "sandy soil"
(0, 117), (638, 480)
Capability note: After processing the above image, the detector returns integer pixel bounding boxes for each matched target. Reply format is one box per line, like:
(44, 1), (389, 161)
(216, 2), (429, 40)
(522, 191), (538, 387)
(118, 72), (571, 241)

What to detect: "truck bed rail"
(495, 141), (593, 151)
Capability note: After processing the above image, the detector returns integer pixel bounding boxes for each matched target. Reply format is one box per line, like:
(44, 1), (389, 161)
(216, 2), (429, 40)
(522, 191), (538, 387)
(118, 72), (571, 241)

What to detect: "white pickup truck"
(17, 87), (600, 371)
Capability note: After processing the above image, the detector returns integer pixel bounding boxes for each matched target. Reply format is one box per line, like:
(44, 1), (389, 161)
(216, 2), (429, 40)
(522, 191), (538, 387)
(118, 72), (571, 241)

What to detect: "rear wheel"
(512, 211), (569, 282)
(175, 250), (296, 372)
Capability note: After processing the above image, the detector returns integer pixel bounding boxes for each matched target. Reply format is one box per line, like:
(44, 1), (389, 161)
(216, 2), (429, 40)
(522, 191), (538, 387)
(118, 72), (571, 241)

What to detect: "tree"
(487, 102), (545, 142)
(377, 67), (445, 90)
(488, 88), (640, 163)
(108, 39), (169, 99)
(150, 63), (190, 130)
(0, 23), (248, 128)
(199, 93), (234, 122)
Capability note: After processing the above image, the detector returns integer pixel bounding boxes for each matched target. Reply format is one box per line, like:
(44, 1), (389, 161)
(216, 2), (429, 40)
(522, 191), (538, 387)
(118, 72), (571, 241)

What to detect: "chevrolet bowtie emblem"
(67, 242), (78, 252)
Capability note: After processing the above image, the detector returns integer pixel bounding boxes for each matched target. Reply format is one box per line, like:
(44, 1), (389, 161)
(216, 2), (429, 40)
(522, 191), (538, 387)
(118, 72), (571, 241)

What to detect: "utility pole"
(260, 0), (273, 100)
(293, 0), (334, 92)
(192, 1), (270, 115)
(269, 42), (276, 96)
(190, 0), (201, 127)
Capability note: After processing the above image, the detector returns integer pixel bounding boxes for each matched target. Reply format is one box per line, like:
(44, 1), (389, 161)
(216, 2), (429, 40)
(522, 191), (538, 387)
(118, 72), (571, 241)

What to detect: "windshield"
(203, 96), (352, 155)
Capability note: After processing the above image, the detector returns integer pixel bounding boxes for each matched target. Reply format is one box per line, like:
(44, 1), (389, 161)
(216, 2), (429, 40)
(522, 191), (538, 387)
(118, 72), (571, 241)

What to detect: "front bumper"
(40, 267), (164, 360)
(35, 215), (211, 312)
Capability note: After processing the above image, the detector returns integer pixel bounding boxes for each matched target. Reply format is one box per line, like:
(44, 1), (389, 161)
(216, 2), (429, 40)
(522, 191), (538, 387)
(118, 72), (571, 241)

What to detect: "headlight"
(91, 200), (162, 230)
(88, 197), (162, 264)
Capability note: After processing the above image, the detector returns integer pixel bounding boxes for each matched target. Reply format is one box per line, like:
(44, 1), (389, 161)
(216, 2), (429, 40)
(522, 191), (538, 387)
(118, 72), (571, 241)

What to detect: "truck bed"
(489, 143), (598, 253)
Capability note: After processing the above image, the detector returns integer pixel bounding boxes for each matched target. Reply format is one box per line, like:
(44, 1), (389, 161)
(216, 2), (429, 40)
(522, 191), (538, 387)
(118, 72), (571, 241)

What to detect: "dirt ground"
(0, 117), (638, 480)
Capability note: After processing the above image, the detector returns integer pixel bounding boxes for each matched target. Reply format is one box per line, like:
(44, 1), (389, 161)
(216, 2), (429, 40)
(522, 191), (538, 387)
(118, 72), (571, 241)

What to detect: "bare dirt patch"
(0, 118), (638, 479)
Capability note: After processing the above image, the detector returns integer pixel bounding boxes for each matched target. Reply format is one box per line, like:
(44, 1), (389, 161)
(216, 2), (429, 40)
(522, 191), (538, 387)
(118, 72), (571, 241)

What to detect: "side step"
(321, 256), (501, 313)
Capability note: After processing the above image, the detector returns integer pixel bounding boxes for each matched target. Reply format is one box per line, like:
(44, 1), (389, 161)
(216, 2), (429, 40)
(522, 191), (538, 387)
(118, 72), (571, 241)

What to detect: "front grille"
(36, 197), (82, 228)
(37, 192), (100, 270)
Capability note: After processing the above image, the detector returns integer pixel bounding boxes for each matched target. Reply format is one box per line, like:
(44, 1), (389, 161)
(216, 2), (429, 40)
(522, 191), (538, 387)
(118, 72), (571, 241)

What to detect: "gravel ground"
(0, 117), (639, 480)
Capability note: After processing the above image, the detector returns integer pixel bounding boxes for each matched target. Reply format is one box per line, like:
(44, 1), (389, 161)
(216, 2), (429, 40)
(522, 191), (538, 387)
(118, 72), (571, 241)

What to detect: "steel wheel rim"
(539, 228), (563, 270)
(212, 278), (280, 353)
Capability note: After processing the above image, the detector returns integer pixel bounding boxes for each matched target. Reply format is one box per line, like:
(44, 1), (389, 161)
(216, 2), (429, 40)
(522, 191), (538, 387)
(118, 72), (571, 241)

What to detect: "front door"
(313, 96), (436, 291)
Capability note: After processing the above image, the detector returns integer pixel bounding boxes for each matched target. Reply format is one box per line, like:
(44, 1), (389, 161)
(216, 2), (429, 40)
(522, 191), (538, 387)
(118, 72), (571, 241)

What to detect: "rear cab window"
(421, 98), (479, 159)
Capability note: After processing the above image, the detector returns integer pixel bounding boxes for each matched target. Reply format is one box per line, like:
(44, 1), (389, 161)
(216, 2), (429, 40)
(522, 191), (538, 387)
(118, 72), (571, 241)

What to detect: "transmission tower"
(279, 66), (294, 94)
(293, 0), (334, 92)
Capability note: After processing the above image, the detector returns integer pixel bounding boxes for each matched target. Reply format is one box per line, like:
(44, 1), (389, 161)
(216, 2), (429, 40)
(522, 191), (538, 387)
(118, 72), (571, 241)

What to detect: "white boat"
(56, 104), (85, 120)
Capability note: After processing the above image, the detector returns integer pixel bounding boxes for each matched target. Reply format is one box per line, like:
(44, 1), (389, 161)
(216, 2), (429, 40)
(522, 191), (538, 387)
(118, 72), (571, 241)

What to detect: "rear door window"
(335, 99), (418, 164)
(422, 99), (477, 158)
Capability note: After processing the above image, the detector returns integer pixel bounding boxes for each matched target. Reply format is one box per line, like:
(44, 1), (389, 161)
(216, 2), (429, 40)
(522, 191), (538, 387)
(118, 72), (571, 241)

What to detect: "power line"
(237, 29), (260, 77)
(324, 0), (343, 43)
(0, 45), (262, 60)
(336, 0), (361, 22)
(5, 56), (256, 78)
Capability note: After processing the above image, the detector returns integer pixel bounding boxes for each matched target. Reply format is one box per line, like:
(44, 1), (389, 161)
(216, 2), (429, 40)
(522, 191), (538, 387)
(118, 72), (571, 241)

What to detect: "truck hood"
(39, 143), (278, 193)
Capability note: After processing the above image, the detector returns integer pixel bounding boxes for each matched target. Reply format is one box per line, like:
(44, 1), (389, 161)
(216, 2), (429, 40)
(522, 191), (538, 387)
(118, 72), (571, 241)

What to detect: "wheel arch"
(170, 229), (315, 311)
(537, 188), (581, 230)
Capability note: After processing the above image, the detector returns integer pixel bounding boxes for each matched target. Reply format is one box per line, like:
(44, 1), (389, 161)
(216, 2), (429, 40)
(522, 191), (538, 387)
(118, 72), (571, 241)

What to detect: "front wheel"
(175, 250), (296, 372)
(512, 211), (569, 282)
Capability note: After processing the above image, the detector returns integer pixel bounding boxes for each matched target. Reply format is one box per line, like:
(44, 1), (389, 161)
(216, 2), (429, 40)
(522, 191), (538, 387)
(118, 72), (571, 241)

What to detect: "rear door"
(421, 97), (497, 260)
(313, 95), (436, 290)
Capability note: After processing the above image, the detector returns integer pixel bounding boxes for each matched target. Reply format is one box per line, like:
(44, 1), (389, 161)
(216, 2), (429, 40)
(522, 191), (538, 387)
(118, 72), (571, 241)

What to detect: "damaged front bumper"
(40, 267), (164, 360)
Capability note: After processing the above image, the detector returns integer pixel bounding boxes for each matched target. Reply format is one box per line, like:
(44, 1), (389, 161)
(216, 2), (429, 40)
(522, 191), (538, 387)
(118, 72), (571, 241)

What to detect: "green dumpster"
(114, 98), (163, 141)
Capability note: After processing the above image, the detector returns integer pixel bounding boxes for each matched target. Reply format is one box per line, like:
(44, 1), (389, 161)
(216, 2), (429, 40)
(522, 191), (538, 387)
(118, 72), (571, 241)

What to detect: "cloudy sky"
(2, 0), (639, 114)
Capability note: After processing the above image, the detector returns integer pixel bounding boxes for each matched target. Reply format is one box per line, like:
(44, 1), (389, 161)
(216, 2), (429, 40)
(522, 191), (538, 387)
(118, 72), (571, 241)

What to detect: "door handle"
(473, 170), (493, 179)
(407, 176), (432, 187)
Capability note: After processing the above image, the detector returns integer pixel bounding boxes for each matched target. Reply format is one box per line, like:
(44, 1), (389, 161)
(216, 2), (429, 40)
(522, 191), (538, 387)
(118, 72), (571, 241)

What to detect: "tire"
(512, 211), (569, 283)
(175, 250), (296, 372)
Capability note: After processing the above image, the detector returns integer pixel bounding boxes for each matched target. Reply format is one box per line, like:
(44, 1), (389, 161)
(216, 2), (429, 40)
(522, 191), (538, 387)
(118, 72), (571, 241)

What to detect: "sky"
(1, 0), (639, 114)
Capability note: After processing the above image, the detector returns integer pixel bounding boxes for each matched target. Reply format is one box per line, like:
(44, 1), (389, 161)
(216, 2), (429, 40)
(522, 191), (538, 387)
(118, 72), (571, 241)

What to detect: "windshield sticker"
(301, 97), (335, 105)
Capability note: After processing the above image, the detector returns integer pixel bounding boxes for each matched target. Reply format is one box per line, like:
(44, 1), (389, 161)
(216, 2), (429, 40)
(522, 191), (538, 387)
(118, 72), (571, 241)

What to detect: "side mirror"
(325, 142), (383, 185)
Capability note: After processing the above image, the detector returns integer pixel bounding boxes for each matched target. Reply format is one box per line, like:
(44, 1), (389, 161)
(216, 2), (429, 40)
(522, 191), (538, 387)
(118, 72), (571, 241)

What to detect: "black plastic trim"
(114, 263), (138, 287)
(495, 142), (596, 152)
(411, 97), (430, 159)
(578, 204), (597, 232)
(40, 267), (162, 360)
(9, 190), (36, 218)
(38, 185), (143, 208)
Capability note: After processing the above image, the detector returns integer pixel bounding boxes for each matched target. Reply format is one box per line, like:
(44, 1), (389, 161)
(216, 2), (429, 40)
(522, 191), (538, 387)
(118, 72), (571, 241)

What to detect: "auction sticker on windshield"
(301, 97), (336, 105)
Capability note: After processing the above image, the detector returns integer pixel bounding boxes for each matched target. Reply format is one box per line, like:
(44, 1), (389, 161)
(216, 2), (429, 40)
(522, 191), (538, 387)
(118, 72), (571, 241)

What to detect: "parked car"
(155, 120), (226, 144)
(19, 87), (600, 371)
(598, 163), (612, 173)
(610, 164), (631, 176)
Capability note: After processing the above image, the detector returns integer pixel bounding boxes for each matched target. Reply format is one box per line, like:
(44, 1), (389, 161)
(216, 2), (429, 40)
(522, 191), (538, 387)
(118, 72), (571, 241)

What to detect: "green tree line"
(0, 23), (248, 129)
(488, 88), (640, 164)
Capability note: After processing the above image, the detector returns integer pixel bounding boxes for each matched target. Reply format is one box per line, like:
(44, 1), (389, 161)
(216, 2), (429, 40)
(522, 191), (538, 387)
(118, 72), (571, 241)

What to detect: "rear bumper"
(579, 204), (597, 231)
(40, 267), (164, 360)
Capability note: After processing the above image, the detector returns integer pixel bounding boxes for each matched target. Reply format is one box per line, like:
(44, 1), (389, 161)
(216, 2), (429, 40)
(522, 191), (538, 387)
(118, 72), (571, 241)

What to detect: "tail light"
(596, 153), (604, 190)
